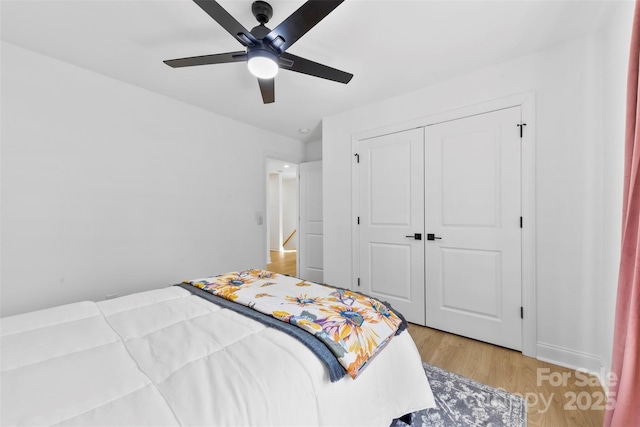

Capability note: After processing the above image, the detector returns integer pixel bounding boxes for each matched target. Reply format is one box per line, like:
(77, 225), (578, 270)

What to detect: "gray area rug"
(392, 362), (527, 427)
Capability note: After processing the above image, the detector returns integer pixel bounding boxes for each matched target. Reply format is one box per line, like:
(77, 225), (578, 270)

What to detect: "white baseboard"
(537, 342), (611, 394)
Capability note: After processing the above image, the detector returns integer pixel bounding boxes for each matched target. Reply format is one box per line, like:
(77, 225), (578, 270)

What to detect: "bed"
(1, 270), (435, 426)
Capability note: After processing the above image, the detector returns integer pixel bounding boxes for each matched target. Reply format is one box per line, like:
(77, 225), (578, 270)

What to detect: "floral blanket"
(183, 270), (405, 379)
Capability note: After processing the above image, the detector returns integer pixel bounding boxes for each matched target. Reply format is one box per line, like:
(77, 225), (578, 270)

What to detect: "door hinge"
(354, 153), (360, 163)
(520, 217), (523, 228)
(521, 306), (524, 319)
(357, 277), (361, 287)
(517, 123), (527, 138)
(357, 216), (360, 225)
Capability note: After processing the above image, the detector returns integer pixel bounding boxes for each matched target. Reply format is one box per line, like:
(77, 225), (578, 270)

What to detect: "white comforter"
(1, 286), (435, 426)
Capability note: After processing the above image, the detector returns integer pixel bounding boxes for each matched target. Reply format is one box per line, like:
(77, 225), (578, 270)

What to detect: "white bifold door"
(357, 128), (426, 324)
(356, 106), (522, 351)
(425, 107), (522, 350)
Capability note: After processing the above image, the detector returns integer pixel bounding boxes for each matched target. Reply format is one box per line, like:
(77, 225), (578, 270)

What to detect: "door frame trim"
(351, 91), (536, 357)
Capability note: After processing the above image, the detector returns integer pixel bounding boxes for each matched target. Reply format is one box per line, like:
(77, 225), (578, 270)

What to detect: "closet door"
(424, 107), (522, 350)
(357, 128), (425, 325)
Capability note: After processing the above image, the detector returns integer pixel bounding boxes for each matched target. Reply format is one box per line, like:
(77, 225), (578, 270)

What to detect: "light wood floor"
(266, 250), (296, 276)
(265, 253), (604, 426)
(408, 324), (605, 427)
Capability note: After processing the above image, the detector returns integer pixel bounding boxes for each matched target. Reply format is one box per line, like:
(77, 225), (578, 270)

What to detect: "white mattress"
(1, 286), (435, 426)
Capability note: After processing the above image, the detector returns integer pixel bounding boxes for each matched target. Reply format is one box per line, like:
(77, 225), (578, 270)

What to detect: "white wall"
(305, 139), (322, 162)
(323, 6), (632, 376)
(1, 42), (304, 317)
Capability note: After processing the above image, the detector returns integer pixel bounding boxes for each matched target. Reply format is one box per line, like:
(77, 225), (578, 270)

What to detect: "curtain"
(604, 1), (640, 426)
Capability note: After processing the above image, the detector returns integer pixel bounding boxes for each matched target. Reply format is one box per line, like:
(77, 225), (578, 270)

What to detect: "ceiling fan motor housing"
(247, 24), (279, 64)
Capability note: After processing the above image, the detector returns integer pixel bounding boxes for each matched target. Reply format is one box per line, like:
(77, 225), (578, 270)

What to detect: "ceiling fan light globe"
(248, 56), (279, 79)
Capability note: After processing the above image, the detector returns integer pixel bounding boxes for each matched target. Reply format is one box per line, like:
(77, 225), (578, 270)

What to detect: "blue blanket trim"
(176, 282), (348, 382)
(177, 280), (409, 382)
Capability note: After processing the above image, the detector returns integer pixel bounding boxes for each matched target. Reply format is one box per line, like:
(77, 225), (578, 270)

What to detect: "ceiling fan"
(164, 0), (353, 104)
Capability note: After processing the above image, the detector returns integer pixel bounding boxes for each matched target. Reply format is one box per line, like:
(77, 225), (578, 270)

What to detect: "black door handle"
(427, 233), (442, 241)
(405, 233), (422, 240)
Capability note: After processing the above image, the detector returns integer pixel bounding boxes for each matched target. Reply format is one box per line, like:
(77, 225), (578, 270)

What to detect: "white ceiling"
(1, 0), (621, 143)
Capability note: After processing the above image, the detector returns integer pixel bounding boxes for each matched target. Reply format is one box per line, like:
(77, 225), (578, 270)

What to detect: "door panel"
(370, 142), (412, 225)
(299, 161), (323, 283)
(370, 243), (412, 300)
(305, 234), (323, 270)
(425, 107), (522, 350)
(442, 129), (499, 226)
(358, 128), (425, 324)
(441, 248), (501, 318)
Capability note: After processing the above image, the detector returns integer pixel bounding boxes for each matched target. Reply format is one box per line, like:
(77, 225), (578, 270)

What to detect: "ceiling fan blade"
(264, 0), (344, 53)
(258, 78), (275, 104)
(193, 0), (258, 47)
(280, 52), (352, 84)
(164, 51), (247, 68)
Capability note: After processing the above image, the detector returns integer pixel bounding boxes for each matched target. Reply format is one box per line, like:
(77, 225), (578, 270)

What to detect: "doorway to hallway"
(266, 158), (298, 276)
